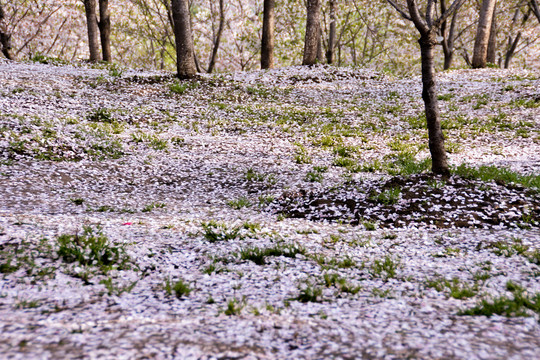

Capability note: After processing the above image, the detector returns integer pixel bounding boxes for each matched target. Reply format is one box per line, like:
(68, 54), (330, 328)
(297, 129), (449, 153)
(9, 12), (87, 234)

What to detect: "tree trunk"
(504, 32), (521, 68)
(303, 0), (320, 65)
(419, 32), (450, 175)
(440, 0), (458, 70)
(261, 0), (275, 69)
(486, 2), (497, 64)
(171, 0), (197, 78)
(317, 25), (325, 63)
(98, 0), (111, 62)
(0, 4), (14, 60)
(84, 0), (101, 62)
(531, 0), (540, 23)
(472, 0), (497, 68)
(326, 0), (336, 64)
(207, 0), (224, 73)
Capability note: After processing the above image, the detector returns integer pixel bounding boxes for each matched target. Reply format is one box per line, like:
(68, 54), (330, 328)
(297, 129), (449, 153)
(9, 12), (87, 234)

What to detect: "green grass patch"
(454, 164), (540, 189)
(169, 81), (199, 95)
(425, 277), (478, 299)
(164, 278), (192, 298)
(238, 244), (306, 265)
(293, 280), (323, 303)
(56, 226), (131, 272)
(200, 221), (242, 243)
(460, 281), (540, 317)
(369, 187), (401, 205)
(370, 255), (400, 281)
(227, 197), (252, 209)
(87, 108), (115, 123)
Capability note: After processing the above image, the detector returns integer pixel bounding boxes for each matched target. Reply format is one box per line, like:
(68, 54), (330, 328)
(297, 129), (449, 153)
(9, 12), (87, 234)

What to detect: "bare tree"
(98, 0), (111, 62)
(386, 0), (466, 175)
(326, 0), (337, 64)
(261, 0), (275, 69)
(472, 0), (497, 68)
(503, 3), (530, 69)
(171, 0), (196, 78)
(303, 0), (320, 65)
(84, 0), (101, 62)
(440, 0), (459, 69)
(207, 0), (225, 73)
(531, 0), (540, 22)
(0, 3), (14, 60)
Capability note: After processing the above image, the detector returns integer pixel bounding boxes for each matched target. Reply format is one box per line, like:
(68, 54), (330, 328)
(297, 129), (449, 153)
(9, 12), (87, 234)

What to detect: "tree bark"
(385, 0), (466, 175)
(326, 0), (336, 64)
(486, 2), (497, 64)
(317, 25), (325, 63)
(98, 0), (111, 62)
(261, 0), (275, 69)
(472, 0), (497, 68)
(504, 31), (521, 68)
(84, 0), (101, 62)
(531, 0), (540, 23)
(171, 0), (197, 78)
(303, 0), (320, 65)
(440, 0), (458, 70)
(0, 4), (14, 60)
(207, 0), (224, 73)
(419, 32), (449, 175)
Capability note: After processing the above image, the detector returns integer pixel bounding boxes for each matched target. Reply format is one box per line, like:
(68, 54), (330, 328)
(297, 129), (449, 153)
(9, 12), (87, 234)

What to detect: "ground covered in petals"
(0, 60), (539, 359)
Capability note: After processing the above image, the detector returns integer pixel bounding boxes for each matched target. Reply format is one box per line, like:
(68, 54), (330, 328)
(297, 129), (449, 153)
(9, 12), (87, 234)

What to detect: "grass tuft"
(56, 226), (130, 271)
(454, 164), (540, 189)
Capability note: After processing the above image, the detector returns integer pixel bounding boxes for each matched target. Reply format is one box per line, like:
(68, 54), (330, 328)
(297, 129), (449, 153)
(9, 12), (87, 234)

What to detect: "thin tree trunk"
(486, 2), (497, 64)
(326, 0), (336, 64)
(84, 0), (101, 62)
(207, 0), (224, 73)
(472, 0), (496, 68)
(504, 32), (521, 68)
(171, 0), (197, 78)
(303, 0), (320, 65)
(261, 0), (275, 69)
(440, 0), (458, 70)
(0, 4), (14, 60)
(98, 0), (111, 62)
(419, 31), (449, 175)
(531, 0), (540, 23)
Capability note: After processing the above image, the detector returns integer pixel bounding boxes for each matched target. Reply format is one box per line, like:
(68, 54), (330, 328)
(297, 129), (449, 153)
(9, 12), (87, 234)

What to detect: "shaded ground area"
(274, 174), (540, 229)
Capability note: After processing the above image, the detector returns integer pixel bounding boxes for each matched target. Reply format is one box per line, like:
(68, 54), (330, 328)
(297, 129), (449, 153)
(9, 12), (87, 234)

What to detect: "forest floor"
(0, 59), (539, 359)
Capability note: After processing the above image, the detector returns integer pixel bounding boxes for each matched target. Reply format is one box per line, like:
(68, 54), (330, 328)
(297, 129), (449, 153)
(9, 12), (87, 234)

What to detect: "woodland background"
(1, 0), (540, 74)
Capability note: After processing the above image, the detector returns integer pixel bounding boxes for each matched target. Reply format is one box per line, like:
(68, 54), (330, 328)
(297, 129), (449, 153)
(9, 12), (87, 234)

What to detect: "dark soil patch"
(272, 174), (540, 229)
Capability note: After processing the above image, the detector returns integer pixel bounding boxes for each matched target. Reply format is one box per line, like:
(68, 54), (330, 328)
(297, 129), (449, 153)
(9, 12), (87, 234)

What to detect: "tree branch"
(434, 0), (467, 29)
(530, 0), (540, 23)
(407, 0), (429, 33)
(385, 0), (412, 21)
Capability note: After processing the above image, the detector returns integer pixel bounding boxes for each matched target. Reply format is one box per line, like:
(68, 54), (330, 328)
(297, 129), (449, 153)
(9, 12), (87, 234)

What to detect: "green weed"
(169, 81), (199, 95)
(454, 164), (540, 189)
(239, 244), (306, 265)
(164, 278), (192, 298)
(56, 226), (131, 272)
(100, 277), (137, 296)
(425, 277), (478, 299)
(200, 221), (242, 243)
(370, 255), (400, 281)
(370, 187), (401, 205)
(87, 108), (115, 123)
(227, 197), (252, 209)
(293, 280), (323, 303)
(460, 281), (540, 317)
